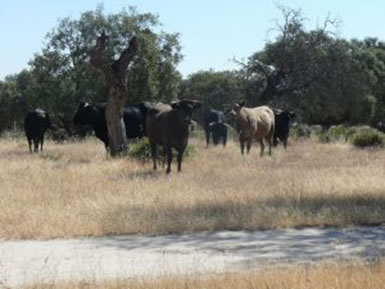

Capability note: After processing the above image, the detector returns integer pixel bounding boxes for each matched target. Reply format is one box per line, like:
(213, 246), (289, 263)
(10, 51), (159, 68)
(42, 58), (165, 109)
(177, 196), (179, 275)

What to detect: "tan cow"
(231, 101), (275, 156)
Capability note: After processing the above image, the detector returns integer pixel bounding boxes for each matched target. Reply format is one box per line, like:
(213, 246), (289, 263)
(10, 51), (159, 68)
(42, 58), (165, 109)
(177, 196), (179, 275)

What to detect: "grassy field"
(1, 135), (385, 239)
(24, 261), (385, 289)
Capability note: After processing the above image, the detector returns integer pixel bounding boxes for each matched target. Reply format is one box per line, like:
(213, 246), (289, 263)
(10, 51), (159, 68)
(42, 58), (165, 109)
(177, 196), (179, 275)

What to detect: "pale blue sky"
(1, 1), (385, 80)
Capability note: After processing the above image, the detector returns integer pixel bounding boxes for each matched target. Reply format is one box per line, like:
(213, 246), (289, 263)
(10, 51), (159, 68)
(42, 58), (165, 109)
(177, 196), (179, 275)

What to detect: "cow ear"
(238, 101), (245, 107)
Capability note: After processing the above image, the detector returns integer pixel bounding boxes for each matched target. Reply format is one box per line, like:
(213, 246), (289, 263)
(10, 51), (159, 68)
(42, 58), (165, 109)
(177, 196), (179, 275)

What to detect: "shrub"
(291, 124), (312, 139)
(351, 128), (385, 148)
(319, 125), (348, 143)
(128, 138), (196, 161)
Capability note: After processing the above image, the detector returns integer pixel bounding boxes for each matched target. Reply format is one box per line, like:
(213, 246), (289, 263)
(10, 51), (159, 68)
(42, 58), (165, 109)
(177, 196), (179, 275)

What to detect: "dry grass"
(1, 136), (385, 239)
(25, 261), (385, 289)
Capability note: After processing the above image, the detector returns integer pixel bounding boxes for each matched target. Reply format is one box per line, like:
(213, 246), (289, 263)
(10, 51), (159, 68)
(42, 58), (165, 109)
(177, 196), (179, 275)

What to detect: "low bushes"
(351, 127), (385, 148)
(291, 123), (385, 148)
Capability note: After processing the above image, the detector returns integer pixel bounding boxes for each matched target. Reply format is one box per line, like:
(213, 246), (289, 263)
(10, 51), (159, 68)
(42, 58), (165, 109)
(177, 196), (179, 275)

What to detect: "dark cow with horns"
(273, 109), (296, 149)
(203, 109), (231, 147)
(24, 108), (52, 153)
(73, 101), (152, 150)
(146, 99), (201, 174)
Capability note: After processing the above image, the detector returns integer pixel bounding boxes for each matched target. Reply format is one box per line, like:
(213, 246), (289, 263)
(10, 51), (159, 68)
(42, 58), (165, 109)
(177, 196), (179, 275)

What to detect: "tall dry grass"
(1, 136), (385, 239)
(25, 262), (385, 289)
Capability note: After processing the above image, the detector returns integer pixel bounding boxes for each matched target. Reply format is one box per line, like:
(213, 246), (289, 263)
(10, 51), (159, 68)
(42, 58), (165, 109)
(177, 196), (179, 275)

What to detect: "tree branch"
(112, 36), (138, 77)
(90, 32), (113, 82)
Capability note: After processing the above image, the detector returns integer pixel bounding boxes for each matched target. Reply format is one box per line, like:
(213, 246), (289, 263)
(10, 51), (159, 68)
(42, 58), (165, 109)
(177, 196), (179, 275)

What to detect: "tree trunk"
(106, 86), (127, 155)
(90, 33), (138, 156)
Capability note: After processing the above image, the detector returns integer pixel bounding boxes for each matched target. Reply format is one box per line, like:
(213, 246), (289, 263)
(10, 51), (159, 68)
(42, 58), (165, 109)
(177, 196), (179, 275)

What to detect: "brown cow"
(231, 101), (275, 156)
(146, 100), (201, 174)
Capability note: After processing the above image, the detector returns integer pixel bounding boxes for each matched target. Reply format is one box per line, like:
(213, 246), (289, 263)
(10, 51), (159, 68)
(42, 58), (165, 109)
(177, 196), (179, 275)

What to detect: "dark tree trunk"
(90, 32), (138, 156)
(105, 86), (127, 153)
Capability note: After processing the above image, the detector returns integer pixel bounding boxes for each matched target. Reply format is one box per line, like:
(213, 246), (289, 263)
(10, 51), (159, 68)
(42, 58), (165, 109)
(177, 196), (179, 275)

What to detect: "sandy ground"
(1, 226), (385, 287)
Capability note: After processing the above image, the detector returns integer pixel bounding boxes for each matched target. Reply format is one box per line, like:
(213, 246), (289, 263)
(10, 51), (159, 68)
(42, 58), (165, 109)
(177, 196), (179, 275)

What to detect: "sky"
(1, 0), (385, 80)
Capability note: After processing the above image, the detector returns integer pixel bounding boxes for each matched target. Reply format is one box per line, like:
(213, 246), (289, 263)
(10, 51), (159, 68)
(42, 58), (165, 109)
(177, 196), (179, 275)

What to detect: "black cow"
(24, 108), (52, 153)
(203, 109), (230, 147)
(273, 109), (296, 148)
(73, 101), (152, 149)
(146, 100), (201, 174)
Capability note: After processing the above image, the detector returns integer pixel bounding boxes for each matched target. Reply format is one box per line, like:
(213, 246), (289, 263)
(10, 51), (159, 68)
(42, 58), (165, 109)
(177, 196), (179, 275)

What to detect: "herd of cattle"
(23, 100), (296, 173)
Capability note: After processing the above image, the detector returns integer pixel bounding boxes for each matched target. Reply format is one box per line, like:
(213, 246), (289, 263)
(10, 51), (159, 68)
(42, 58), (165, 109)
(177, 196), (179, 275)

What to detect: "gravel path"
(1, 226), (385, 287)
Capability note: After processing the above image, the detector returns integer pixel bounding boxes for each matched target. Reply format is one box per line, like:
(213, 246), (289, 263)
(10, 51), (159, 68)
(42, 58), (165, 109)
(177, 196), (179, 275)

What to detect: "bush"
(319, 125), (348, 143)
(351, 128), (385, 148)
(291, 123), (312, 139)
(128, 138), (197, 161)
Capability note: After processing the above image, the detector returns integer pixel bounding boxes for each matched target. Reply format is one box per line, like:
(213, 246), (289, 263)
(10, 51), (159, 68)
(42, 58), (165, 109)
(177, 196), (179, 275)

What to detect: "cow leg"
(161, 146), (167, 167)
(150, 142), (157, 171)
(40, 136), (44, 152)
(260, 139), (265, 157)
(27, 138), (33, 153)
(283, 134), (288, 149)
(240, 138), (245, 155)
(33, 139), (39, 153)
(177, 148), (184, 173)
(205, 130), (210, 147)
(273, 136), (278, 147)
(267, 137), (273, 156)
(246, 140), (251, 154)
(166, 146), (173, 174)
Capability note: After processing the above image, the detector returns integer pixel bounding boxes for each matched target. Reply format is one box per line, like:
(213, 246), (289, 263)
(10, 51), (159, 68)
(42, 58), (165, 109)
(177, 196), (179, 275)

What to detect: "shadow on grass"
(97, 196), (385, 269)
(101, 194), (385, 237)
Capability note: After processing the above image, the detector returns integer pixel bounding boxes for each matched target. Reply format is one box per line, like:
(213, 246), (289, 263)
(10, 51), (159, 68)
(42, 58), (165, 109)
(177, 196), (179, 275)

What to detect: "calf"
(24, 108), (52, 153)
(146, 100), (201, 174)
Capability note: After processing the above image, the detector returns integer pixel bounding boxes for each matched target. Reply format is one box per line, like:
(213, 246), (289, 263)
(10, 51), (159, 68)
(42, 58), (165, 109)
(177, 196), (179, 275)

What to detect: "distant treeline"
(1, 6), (385, 133)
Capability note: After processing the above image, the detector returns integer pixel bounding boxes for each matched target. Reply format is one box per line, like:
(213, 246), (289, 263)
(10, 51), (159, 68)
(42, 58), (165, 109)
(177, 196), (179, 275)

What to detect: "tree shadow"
(98, 195), (385, 270)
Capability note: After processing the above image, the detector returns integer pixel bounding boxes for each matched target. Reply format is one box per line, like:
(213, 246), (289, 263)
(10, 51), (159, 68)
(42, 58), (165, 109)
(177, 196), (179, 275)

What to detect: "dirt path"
(1, 226), (385, 287)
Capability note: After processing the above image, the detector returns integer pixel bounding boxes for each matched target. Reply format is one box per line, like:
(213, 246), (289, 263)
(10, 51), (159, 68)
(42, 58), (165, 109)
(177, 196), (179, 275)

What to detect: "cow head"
(289, 111), (296, 120)
(73, 102), (101, 126)
(171, 100), (201, 125)
(45, 113), (53, 130)
(230, 101), (245, 115)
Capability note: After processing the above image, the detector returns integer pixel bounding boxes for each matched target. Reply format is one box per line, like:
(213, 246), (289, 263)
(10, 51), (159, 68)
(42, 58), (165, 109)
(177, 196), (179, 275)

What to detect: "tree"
(25, 6), (182, 129)
(179, 70), (243, 123)
(91, 32), (138, 155)
(240, 6), (378, 127)
(240, 6), (339, 106)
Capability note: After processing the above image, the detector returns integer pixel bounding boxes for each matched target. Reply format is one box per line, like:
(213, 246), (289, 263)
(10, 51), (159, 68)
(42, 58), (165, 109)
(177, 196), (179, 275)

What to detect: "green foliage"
(290, 124), (322, 139)
(1, 5), (385, 134)
(179, 70), (243, 124)
(0, 5), (182, 132)
(241, 6), (384, 127)
(351, 127), (385, 148)
(128, 138), (197, 162)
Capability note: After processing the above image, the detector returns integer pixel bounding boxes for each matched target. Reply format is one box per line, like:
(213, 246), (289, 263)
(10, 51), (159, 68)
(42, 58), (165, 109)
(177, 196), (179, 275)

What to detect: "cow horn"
(224, 123), (233, 130)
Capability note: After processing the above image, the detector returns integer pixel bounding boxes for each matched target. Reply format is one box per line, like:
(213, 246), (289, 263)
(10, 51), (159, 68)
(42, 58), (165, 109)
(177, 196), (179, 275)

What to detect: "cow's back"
(239, 106), (274, 140)
(146, 103), (172, 145)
